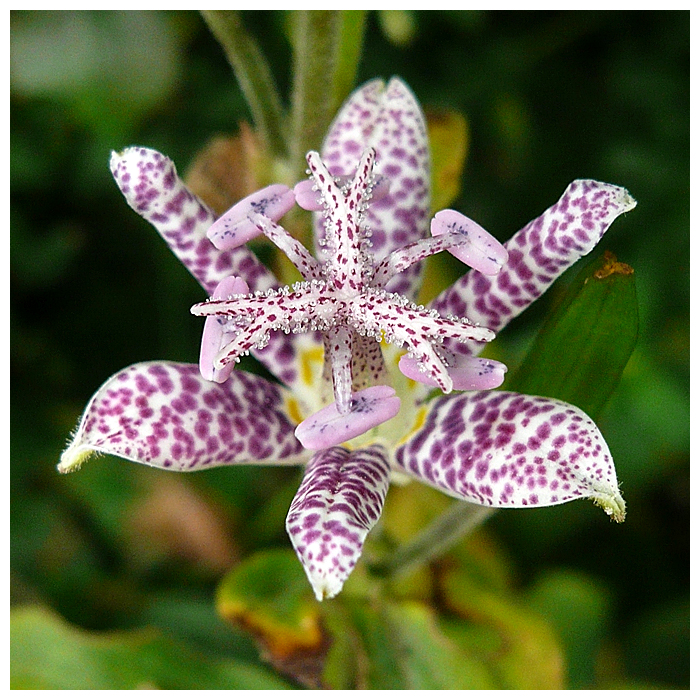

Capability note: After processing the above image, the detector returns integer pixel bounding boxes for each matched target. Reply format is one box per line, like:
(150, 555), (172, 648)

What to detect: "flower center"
(191, 148), (507, 448)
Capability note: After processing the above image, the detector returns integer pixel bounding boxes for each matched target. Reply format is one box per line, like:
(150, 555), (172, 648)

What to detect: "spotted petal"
(110, 147), (277, 296)
(432, 179), (637, 355)
(319, 77), (431, 298)
(58, 362), (308, 474)
(110, 146), (313, 391)
(394, 391), (625, 522)
(286, 444), (392, 601)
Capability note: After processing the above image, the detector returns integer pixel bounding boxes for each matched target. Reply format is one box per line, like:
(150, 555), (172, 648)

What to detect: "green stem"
(288, 11), (349, 177)
(201, 10), (287, 159)
(372, 501), (495, 580)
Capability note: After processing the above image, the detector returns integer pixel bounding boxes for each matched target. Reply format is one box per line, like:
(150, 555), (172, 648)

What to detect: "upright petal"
(432, 180), (637, 354)
(110, 147), (277, 296)
(286, 444), (392, 601)
(394, 391), (625, 522)
(58, 362), (308, 473)
(319, 77), (431, 298)
(111, 147), (314, 390)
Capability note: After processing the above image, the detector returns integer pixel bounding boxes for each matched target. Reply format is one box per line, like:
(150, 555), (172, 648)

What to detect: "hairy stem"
(201, 11), (287, 159)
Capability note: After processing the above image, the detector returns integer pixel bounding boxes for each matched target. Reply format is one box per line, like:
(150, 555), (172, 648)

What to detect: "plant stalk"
(372, 500), (495, 580)
(201, 11), (287, 159)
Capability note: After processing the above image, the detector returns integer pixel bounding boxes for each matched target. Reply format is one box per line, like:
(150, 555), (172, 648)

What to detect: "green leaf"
(507, 251), (638, 419)
(383, 601), (496, 689)
(342, 600), (407, 689)
(438, 568), (565, 689)
(216, 549), (327, 687)
(325, 598), (495, 689)
(428, 109), (470, 213)
(11, 606), (292, 689)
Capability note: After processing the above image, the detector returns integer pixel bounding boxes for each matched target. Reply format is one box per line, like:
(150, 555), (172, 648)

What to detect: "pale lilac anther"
(432, 179), (637, 355)
(207, 184), (296, 251)
(286, 444), (392, 600)
(319, 77), (431, 298)
(57, 362), (307, 474)
(199, 276), (250, 383)
(431, 210), (509, 277)
(399, 354), (507, 391)
(294, 385), (401, 451)
(294, 178), (324, 211)
(395, 391), (625, 522)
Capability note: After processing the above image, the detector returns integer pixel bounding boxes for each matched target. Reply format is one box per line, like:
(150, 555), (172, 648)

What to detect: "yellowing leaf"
(216, 549), (328, 688)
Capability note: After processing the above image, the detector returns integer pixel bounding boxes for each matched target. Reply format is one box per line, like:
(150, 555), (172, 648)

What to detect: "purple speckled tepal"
(58, 362), (307, 473)
(286, 444), (392, 600)
(110, 147), (304, 389)
(433, 178), (637, 357)
(318, 77), (431, 299)
(395, 392), (625, 520)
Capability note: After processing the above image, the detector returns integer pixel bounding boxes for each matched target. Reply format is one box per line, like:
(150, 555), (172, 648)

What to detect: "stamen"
(207, 184), (296, 251)
(199, 276), (250, 382)
(192, 149), (502, 438)
(431, 210), (508, 276)
(295, 385), (401, 450)
(399, 354), (507, 390)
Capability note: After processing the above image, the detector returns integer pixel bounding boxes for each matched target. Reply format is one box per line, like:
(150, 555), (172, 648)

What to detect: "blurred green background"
(11, 10), (689, 689)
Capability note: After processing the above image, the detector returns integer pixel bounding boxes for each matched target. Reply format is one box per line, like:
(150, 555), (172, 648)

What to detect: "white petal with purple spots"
(432, 179), (636, 356)
(110, 146), (313, 393)
(395, 391), (625, 521)
(58, 362), (308, 473)
(286, 444), (392, 600)
(319, 77), (431, 298)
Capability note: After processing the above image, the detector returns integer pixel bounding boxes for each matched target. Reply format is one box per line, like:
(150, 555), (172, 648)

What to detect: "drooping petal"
(286, 444), (392, 601)
(110, 147), (277, 296)
(295, 386), (401, 450)
(57, 362), (308, 474)
(398, 354), (507, 391)
(432, 179), (637, 354)
(319, 77), (431, 298)
(430, 209), (508, 276)
(394, 391), (625, 522)
(207, 184), (296, 251)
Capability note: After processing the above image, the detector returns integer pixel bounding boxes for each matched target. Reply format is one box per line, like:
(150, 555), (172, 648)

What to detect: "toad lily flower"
(58, 78), (636, 601)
